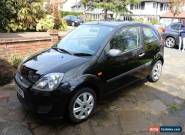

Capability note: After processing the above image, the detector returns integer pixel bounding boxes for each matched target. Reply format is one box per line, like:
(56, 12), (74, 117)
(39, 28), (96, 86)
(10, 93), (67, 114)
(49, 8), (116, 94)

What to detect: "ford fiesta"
(15, 21), (164, 123)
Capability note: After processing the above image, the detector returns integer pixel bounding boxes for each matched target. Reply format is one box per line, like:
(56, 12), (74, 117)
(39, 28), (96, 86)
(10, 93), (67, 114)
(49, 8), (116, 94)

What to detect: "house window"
(135, 4), (139, 9)
(160, 3), (164, 11)
(141, 2), (145, 10)
(153, 2), (157, 8)
(132, 2), (144, 10)
(163, 4), (168, 10)
(130, 4), (134, 10)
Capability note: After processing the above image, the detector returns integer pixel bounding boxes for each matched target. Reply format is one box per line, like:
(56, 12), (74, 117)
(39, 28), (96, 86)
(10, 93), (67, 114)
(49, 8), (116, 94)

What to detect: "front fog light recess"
(33, 73), (64, 91)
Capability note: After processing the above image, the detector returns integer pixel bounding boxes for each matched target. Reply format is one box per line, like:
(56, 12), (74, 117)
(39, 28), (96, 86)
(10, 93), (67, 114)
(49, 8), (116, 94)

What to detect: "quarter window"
(109, 26), (140, 52)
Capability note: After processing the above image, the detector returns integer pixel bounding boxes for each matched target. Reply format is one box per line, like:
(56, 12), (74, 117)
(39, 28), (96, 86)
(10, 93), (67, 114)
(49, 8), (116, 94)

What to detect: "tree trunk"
(52, 3), (60, 29)
(172, 13), (176, 23)
(83, 5), (87, 22)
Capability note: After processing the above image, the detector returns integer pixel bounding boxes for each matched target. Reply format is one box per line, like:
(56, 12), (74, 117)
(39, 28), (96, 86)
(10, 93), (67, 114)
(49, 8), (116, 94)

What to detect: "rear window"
(64, 16), (70, 19)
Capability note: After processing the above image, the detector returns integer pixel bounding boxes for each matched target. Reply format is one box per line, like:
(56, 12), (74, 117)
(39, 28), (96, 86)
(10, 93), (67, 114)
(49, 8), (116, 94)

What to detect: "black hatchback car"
(15, 21), (164, 123)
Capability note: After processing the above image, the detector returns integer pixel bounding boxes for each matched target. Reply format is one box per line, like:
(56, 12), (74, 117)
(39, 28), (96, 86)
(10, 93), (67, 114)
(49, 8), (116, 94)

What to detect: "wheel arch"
(69, 75), (104, 101)
(152, 52), (164, 66)
(74, 82), (101, 100)
(165, 35), (175, 40)
(158, 56), (164, 65)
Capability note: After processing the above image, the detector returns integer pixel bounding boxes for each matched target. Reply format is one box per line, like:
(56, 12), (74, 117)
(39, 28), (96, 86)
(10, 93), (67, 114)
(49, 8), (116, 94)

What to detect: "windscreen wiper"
(52, 47), (73, 55)
(73, 53), (93, 56)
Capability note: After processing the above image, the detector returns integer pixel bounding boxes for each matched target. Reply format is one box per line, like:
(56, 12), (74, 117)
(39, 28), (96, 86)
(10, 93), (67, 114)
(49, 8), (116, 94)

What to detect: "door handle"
(139, 53), (145, 57)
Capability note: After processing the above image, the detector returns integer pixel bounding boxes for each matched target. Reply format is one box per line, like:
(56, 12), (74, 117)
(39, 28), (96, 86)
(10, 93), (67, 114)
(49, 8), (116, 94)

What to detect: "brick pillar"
(49, 31), (59, 44)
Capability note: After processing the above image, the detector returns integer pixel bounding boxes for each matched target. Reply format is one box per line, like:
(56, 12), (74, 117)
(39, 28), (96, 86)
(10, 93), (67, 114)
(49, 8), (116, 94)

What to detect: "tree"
(80, 0), (139, 20)
(81, 0), (93, 21)
(16, 0), (45, 31)
(168, 0), (185, 19)
(49, 0), (67, 29)
(0, 0), (16, 32)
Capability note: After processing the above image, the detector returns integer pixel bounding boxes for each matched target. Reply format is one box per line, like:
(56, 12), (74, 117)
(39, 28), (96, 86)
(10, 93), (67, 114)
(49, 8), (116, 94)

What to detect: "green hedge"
(60, 11), (83, 17)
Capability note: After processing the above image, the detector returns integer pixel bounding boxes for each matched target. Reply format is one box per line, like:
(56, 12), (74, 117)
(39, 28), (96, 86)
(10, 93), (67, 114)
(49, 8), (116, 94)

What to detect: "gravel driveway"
(0, 48), (185, 135)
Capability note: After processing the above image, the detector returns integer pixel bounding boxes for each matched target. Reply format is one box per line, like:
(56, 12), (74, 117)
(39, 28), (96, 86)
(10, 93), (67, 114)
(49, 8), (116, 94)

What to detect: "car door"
(141, 26), (161, 73)
(98, 25), (146, 93)
(170, 23), (181, 36)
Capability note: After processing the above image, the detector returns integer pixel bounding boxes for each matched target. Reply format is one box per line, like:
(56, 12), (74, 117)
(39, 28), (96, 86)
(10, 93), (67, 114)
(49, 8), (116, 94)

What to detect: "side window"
(143, 27), (158, 44)
(171, 24), (180, 30)
(109, 26), (140, 52)
(180, 24), (185, 30)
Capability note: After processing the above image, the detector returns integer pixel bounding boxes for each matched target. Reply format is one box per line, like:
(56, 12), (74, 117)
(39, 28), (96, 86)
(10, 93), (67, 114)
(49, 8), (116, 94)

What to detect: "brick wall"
(0, 34), (62, 60)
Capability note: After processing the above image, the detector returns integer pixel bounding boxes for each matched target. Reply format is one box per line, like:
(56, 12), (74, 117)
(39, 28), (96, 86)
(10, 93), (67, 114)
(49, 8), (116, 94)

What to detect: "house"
(61, 0), (80, 12)
(61, 0), (113, 20)
(44, 0), (185, 25)
(59, 0), (170, 21)
(160, 11), (185, 25)
(129, 0), (169, 16)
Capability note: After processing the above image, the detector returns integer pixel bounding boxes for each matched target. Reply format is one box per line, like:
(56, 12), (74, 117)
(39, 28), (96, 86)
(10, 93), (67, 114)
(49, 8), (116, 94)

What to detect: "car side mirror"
(107, 49), (122, 57)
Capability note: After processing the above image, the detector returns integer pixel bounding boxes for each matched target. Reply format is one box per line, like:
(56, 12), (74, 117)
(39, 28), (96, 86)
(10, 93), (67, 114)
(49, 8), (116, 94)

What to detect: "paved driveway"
(0, 48), (185, 135)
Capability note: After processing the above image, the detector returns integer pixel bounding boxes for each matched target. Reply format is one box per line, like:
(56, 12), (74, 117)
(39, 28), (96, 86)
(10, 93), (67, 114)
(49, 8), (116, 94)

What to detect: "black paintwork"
(15, 21), (164, 118)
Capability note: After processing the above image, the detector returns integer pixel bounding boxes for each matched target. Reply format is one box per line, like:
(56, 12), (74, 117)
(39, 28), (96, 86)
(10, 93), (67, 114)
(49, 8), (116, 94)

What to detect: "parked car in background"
(163, 22), (185, 48)
(64, 15), (83, 26)
(15, 21), (164, 123)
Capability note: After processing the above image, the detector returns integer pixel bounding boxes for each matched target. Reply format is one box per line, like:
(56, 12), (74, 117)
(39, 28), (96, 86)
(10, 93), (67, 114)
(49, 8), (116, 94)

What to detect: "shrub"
(36, 15), (54, 32)
(133, 17), (159, 25)
(0, 0), (11, 32)
(1, 0), (45, 32)
(0, 59), (15, 86)
(149, 18), (159, 25)
(37, 15), (68, 32)
(9, 54), (23, 68)
(61, 11), (82, 17)
(60, 19), (68, 31)
(134, 18), (144, 23)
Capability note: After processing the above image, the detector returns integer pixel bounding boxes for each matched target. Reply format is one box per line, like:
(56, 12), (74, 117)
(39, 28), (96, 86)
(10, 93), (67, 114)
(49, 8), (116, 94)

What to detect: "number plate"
(16, 85), (24, 98)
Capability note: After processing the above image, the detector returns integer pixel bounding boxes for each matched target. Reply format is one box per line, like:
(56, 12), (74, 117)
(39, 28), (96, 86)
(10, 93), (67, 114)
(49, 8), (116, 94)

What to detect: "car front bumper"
(15, 73), (70, 118)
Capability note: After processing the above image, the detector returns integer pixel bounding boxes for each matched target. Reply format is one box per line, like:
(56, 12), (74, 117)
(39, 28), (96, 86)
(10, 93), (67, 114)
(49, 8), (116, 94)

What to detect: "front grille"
(15, 72), (31, 88)
(20, 66), (40, 83)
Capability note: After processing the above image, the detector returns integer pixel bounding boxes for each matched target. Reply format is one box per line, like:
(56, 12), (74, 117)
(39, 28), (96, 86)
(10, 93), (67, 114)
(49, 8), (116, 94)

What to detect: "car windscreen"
(55, 25), (113, 55)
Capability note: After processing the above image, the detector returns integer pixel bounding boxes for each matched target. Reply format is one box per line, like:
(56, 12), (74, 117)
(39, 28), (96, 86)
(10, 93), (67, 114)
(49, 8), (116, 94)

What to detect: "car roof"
(65, 15), (77, 17)
(84, 21), (153, 29)
(169, 22), (183, 26)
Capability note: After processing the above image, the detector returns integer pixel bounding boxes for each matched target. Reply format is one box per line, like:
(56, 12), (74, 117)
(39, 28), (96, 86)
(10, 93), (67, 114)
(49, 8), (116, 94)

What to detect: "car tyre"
(165, 37), (175, 48)
(68, 87), (96, 123)
(148, 60), (163, 82)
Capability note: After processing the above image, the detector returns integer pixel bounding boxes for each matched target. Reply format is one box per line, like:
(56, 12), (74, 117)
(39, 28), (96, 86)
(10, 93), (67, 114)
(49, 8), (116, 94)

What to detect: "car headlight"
(32, 73), (64, 91)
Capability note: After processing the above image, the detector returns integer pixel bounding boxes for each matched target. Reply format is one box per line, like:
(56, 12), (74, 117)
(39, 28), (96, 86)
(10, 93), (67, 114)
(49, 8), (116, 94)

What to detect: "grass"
(169, 103), (181, 111)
